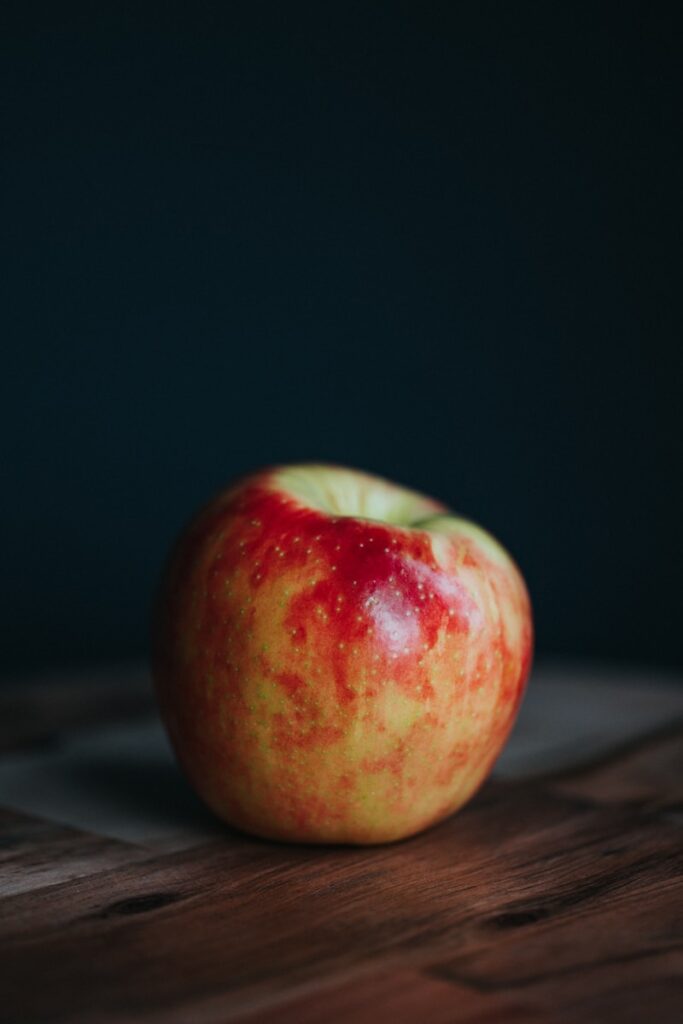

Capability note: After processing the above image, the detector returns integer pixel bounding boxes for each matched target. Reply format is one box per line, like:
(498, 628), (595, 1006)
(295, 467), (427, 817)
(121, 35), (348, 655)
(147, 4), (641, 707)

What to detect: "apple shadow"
(61, 740), (246, 846)
(65, 753), (376, 855)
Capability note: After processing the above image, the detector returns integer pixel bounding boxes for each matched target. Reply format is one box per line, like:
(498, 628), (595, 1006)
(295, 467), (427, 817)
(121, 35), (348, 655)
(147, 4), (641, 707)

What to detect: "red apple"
(152, 464), (532, 844)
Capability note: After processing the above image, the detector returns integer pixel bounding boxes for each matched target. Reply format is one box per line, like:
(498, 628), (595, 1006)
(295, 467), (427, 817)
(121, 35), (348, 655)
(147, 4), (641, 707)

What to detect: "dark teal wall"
(3, 3), (681, 673)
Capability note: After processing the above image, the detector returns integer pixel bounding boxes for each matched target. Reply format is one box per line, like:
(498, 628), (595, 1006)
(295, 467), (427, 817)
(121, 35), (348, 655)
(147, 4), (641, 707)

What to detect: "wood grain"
(1, 774), (681, 1022)
(549, 720), (683, 811)
(0, 807), (146, 898)
(0, 677), (681, 1024)
(240, 969), (529, 1024)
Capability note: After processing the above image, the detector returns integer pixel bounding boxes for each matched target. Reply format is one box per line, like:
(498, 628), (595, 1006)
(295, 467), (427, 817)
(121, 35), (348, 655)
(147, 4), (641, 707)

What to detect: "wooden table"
(1, 662), (682, 1023)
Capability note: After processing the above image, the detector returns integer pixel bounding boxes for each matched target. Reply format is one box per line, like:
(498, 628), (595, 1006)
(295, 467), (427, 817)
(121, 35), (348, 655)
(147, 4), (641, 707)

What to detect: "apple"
(152, 464), (532, 844)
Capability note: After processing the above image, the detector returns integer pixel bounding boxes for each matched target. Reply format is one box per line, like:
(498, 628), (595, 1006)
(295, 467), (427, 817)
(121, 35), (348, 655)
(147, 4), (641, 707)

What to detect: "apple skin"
(152, 464), (532, 844)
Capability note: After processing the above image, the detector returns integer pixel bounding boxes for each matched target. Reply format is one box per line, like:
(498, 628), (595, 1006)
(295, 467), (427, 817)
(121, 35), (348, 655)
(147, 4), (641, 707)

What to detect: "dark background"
(2, 3), (681, 677)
